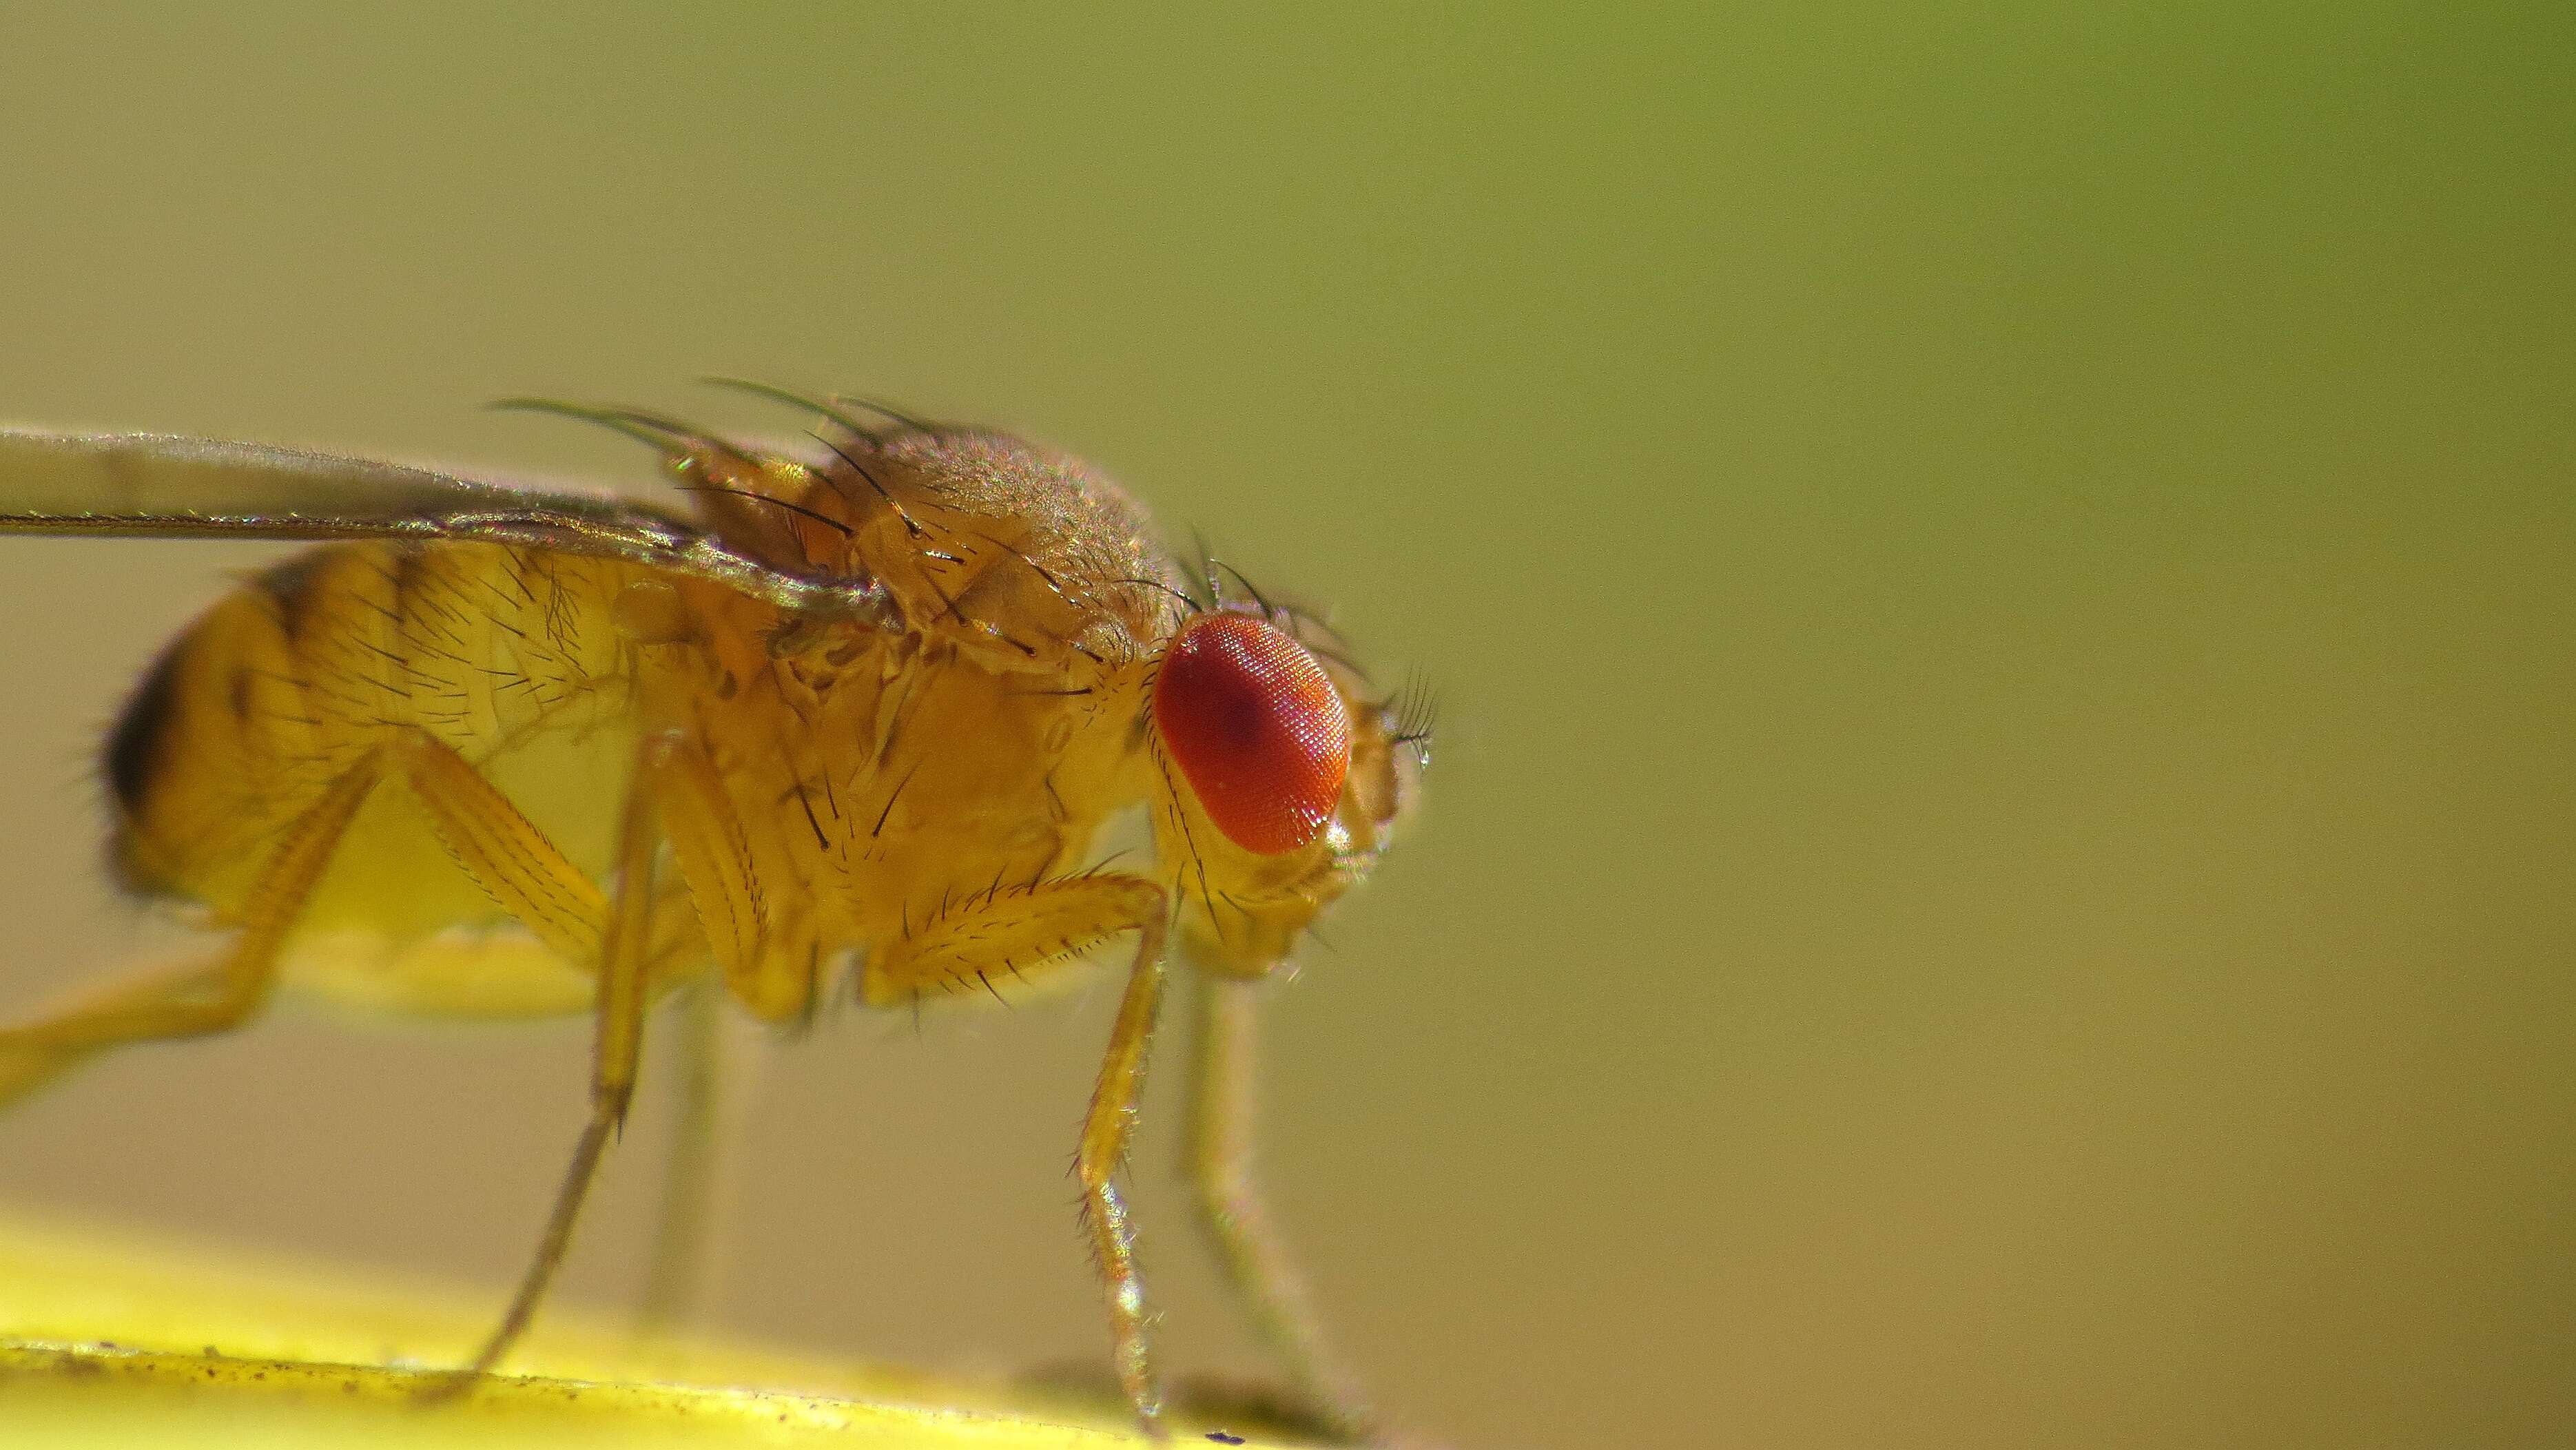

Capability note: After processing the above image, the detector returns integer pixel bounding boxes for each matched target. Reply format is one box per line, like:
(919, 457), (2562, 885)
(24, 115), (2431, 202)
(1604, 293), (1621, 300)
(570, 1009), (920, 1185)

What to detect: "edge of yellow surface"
(0, 1210), (1319, 1448)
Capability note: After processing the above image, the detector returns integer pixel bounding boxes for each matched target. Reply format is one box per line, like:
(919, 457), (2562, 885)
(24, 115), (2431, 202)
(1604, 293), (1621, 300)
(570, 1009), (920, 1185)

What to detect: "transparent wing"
(0, 427), (889, 621)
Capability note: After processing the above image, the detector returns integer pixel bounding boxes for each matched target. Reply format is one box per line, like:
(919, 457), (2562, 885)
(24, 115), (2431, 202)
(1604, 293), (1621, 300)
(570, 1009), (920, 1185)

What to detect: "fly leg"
(638, 976), (728, 1332)
(1082, 903), (1173, 1438)
(869, 876), (1173, 1437)
(1187, 975), (1379, 1442)
(409, 728), (679, 1394)
(0, 756), (380, 1110)
(633, 723), (808, 1332)
(402, 723), (787, 1382)
(391, 728), (606, 970)
(0, 955), (223, 1110)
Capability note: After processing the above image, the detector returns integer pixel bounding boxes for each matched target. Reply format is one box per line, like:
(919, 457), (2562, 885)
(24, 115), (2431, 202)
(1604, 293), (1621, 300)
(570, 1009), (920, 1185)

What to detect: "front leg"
(870, 875), (1173, 1437)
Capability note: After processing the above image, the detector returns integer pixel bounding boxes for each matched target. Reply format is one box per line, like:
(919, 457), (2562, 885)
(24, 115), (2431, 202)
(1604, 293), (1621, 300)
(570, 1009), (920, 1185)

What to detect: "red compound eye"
(1154, 613), (1351, 855)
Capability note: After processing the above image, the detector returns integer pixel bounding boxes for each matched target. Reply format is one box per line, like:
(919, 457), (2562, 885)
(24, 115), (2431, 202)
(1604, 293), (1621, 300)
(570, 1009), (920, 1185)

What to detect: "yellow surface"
(0, 1213), (1306, 1448)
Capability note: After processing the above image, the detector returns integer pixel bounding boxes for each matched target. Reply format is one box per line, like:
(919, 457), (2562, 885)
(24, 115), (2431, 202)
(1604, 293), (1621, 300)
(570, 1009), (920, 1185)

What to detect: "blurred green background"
(0, 6), (2567, 1448)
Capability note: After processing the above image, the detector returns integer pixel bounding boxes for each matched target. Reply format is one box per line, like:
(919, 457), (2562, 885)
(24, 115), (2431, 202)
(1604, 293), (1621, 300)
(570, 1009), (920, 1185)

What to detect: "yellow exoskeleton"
(0, 382), (1429, 1440)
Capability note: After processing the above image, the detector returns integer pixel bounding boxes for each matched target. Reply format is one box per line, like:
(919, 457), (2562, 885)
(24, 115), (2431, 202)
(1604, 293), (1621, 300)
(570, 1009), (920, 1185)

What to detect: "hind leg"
(0, 756), (382, 1111)
(0, 954), (226, 1112)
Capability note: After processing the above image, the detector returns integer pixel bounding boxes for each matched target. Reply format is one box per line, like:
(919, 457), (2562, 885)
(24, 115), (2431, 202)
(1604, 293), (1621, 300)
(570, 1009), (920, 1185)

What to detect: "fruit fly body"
(0, 382), (1427, 1440)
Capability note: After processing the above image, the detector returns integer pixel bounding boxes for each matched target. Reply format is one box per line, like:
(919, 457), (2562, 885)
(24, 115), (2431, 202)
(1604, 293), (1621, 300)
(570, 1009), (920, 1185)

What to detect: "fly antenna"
(1390, 672), (1440, 763)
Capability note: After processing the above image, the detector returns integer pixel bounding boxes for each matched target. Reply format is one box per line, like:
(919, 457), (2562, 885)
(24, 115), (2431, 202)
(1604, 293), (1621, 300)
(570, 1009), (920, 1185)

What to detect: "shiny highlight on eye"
(1153, 613), (1350, 854)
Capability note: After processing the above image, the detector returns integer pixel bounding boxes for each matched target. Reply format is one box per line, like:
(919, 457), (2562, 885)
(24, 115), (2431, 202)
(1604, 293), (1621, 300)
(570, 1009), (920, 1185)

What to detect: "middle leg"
(400, 727), (678, 1391)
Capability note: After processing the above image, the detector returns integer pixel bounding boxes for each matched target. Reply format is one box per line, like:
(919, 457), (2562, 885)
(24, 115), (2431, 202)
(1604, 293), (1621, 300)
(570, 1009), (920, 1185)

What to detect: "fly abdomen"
(104, 539), (637, 916)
